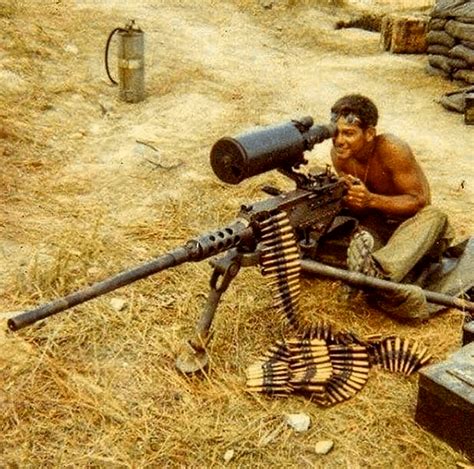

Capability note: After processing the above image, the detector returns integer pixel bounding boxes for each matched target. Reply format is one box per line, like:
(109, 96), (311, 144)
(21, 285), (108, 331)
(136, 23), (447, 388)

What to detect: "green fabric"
(364, 206), (454, 319)
(372, 206), (453, 283)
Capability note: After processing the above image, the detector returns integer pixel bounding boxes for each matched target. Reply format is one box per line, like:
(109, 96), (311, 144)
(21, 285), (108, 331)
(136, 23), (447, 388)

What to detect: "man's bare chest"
(341, 158), (395, 195)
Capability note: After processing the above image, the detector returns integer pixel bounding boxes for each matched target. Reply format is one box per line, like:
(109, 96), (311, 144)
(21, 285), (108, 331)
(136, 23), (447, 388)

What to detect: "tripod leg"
(176, 253), (241, 374)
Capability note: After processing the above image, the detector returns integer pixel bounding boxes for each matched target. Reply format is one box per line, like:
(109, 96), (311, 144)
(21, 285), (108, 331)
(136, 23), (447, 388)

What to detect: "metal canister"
(118, 21), (145, 103)
(105, 20), (145, 103)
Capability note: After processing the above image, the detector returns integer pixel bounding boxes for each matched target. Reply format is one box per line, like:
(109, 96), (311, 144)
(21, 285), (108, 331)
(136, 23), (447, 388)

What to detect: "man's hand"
(342, 174), (372, 211)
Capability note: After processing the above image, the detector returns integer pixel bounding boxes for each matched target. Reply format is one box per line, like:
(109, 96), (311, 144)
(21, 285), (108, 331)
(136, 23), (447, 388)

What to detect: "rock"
(0, 69), (25, 92)
(315, 440), (334, 455)
(223, 449), (234, 462)
(261, 0), (274, 9)
(87, 267), (102, 277)
(64, 43), (79, 54)
(285, 413), (311, 432)
(110, 298), (128, 311)
(335, 13), (382, 32)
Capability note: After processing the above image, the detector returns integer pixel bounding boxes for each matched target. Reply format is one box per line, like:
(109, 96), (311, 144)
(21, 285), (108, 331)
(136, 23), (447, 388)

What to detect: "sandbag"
(439, 92), (465, 113)
(431, 0), (470, 19)
(427, 44), (451, 56)
(450, 3), (474, 21)
(426, 30), (456, 48)
(454, 16), (474, 25)
(428, 18), (447, 31)
(450, 44), (474, 65)
(461, 40), (474, 49)
(447, 57), (468, 70)
(453, 69), (474, 84)
(445, 20), (474, 42)
(425, 237), (474, 315)
(425, 63), (450, 79)
(428, 54), (453, 73)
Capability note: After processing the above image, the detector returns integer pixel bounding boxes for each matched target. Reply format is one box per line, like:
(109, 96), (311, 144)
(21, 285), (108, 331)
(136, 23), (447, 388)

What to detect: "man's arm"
(344, 136), (431, 218)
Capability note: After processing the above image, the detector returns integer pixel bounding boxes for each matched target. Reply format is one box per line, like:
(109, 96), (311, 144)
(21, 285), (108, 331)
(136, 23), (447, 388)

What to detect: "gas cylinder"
(105, 20), (145, 103)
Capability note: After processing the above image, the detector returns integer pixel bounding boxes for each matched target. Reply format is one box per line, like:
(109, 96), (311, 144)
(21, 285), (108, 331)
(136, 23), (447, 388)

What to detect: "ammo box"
(415, 341), (474, 460)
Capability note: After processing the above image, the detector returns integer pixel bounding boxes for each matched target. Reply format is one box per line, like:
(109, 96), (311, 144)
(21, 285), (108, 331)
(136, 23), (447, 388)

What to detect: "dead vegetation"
(0, 0), (472, 467)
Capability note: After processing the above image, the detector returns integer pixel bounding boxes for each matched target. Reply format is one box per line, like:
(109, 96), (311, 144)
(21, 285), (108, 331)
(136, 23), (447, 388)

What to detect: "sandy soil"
(0, 0), (473, 467)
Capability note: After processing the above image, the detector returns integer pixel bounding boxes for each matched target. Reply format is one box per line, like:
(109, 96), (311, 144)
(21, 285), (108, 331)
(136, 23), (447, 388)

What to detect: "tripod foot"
(175, 341), (209, 374)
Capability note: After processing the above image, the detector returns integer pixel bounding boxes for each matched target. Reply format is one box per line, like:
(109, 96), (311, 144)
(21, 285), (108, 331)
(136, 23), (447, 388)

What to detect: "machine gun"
(7, 117), (344, 369)
(7, 117), (474, 374)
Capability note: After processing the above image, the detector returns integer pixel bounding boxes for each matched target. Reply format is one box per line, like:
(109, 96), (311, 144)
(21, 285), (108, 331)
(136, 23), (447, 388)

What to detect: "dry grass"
(0, 1), (471, 468)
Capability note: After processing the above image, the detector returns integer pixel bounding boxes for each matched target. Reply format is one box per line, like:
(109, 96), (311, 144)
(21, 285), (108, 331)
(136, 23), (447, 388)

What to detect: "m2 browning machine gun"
(7, 117), (474, 374)
(7, 117), (343, 371)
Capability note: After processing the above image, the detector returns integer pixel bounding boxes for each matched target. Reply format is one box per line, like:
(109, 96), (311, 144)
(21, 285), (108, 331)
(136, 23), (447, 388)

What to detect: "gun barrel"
(301, 259), (474, 313)
(8, 247), (191, 331)
(8, 221), (254, 331)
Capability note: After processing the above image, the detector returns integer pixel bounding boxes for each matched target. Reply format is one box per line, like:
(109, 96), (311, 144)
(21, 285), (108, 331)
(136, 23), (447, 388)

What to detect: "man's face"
(332, 115), (369, 160)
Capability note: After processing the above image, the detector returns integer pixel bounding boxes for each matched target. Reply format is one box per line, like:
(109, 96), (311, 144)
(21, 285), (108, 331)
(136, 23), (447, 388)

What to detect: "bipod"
(175, 247), (259, 374)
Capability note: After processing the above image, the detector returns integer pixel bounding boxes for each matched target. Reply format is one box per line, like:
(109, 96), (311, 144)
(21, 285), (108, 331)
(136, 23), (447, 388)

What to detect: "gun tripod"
(176, 211), (306, 374)
(175, 247), (259, 374)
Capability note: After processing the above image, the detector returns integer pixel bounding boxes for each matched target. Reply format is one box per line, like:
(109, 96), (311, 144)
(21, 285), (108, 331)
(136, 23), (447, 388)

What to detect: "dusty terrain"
(1, 0), (473, 467)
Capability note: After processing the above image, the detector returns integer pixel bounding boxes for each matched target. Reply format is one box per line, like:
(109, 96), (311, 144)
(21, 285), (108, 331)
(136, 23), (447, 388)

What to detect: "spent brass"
(402, 341), (419, 374)
(394, 337), (401, 373)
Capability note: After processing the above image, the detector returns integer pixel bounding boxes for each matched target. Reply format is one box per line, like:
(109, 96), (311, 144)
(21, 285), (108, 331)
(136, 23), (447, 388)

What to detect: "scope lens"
(210, 138), (247, 184)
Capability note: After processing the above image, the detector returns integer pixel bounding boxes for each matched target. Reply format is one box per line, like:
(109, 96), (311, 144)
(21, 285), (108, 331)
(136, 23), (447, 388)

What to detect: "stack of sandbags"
(426, 0), (474, 84)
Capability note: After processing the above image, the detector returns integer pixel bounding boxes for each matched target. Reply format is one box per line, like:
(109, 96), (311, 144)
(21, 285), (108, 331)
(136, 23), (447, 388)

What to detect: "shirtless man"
(329, 94), (452, 318)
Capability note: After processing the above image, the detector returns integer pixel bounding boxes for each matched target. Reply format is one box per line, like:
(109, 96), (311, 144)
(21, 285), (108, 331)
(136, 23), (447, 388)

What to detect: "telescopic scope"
(210, 117), (335, 184)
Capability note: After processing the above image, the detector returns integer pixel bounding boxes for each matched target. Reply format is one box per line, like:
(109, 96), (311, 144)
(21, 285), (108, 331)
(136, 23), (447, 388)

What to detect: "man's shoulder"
(376, 133), (409, 150)
(376, 133), (413, 160)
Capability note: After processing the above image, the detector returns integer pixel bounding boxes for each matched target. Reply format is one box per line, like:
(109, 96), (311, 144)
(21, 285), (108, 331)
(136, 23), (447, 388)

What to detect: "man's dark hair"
(330, 94), (379, 129)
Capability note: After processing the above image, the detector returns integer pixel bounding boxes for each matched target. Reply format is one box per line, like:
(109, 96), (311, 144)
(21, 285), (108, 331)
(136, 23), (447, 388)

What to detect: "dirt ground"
(1, 0), (473, 467)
